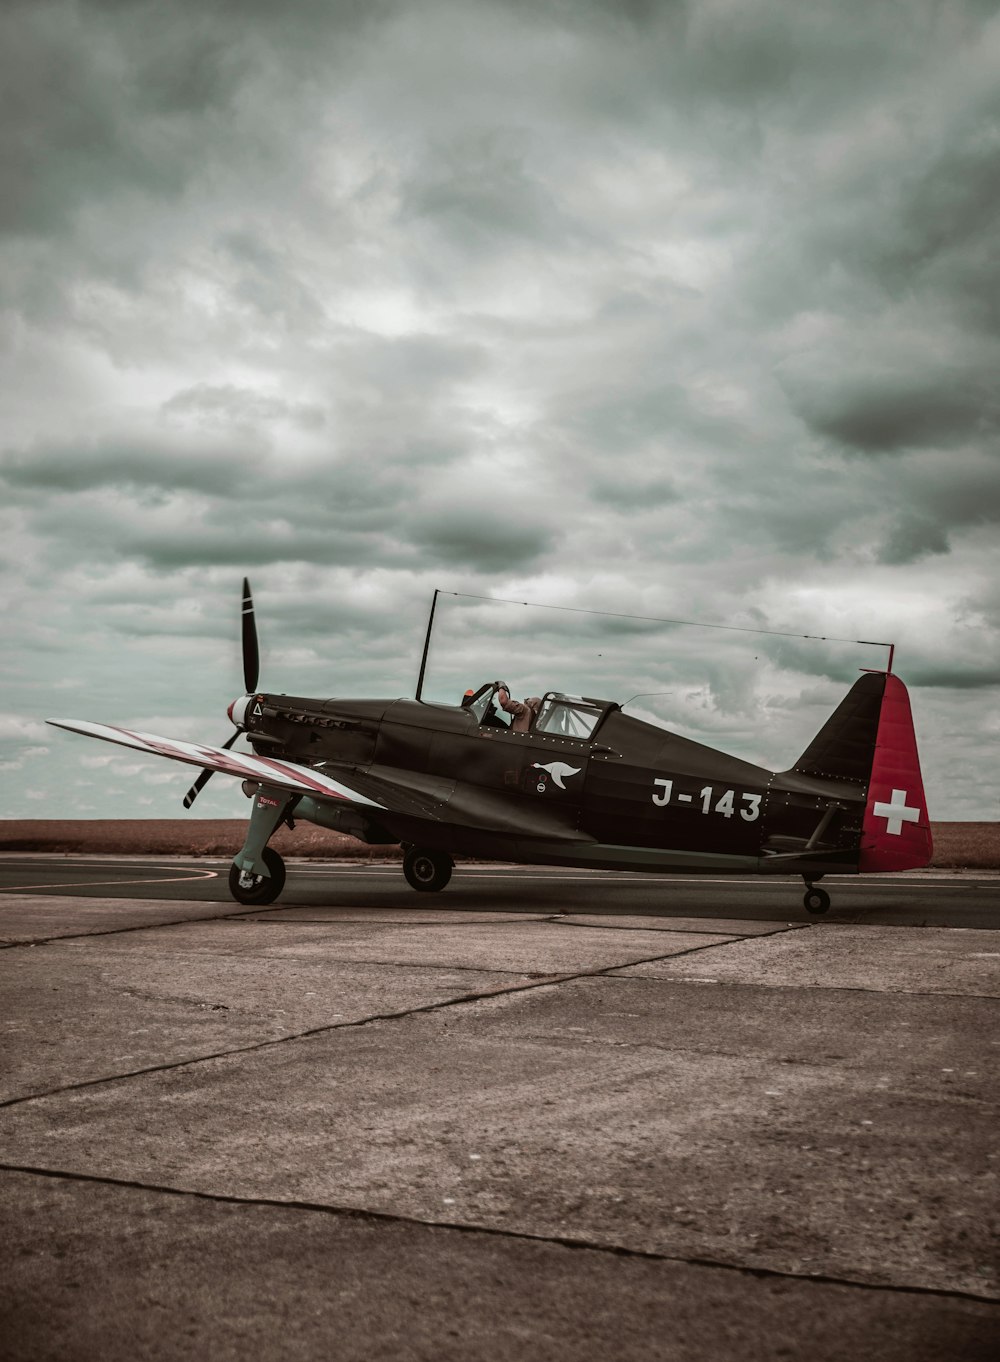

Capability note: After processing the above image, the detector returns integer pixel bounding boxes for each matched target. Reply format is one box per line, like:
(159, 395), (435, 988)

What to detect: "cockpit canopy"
(535, 693), (612, 738)
(461, 683), (617, 740)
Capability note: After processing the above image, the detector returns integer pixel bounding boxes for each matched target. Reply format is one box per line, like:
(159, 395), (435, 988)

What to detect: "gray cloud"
(787, 369), (999, 453)
(1, 435), (269, 495)
(589, 472), (679, 513)
(3, 0), (1000, 819)
(161, 384), (326, 431)
(878, 515), (952, 567)
(410, 507), (554, 572)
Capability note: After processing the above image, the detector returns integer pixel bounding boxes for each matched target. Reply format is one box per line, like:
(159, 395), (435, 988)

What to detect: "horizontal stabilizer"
(46, 719), (384, 808)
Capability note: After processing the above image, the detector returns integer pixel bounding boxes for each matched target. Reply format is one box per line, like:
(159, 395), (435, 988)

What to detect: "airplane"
(48, 580), (933, 916)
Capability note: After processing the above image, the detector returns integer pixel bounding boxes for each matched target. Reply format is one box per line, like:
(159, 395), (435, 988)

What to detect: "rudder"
(788, 670), (932, 873)
(858, 672), (933, 872)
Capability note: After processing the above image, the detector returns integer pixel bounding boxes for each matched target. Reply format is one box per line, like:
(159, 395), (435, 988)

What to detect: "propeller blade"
(182, 731), (239, 809)
(242, 577), (259, 693)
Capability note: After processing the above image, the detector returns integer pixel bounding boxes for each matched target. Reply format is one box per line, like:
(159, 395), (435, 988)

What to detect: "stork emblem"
(531, 761), (582, 791)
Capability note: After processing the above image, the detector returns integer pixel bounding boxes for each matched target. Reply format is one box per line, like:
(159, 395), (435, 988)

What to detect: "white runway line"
(0, 866), (219, 893)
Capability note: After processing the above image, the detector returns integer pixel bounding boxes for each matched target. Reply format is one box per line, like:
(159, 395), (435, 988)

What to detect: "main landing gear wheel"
(402, 847), (453, 893)
(803, 885), (831, 916)
(228, 846), (286, 906)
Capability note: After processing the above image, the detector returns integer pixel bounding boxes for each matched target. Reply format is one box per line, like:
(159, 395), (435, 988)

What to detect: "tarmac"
(1, 858), (998, 1360)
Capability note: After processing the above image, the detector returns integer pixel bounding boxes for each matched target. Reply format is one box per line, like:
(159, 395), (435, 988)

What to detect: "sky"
(2, 0), (999, 822)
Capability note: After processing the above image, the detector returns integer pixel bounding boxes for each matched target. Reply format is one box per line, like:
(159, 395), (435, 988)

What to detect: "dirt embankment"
(0, 821), (997, 869)
(0, 820), (391, 860)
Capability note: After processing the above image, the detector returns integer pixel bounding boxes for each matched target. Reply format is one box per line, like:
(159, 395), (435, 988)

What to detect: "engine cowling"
(227, 695), (255, 729)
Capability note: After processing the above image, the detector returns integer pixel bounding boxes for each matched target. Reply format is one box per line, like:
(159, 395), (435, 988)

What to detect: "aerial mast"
(415, 589), (439, 702)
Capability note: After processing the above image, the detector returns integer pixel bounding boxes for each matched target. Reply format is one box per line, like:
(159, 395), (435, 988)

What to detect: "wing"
(325, 762), (593, 842)
(46, 719), (385, 809)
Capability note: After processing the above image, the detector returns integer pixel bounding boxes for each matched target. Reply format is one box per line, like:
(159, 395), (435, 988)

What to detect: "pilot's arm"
(496, 684), (524, 719)
(496, 685), (539, 733)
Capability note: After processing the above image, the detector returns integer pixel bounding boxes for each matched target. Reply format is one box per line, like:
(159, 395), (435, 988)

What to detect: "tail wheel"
(803, 886), (831, 916)
(402, 847), (453, 893)
(228, 846), (286, 906)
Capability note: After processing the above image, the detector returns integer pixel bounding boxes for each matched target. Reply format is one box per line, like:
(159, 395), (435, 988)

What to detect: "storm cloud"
(2, 0), (999, 818)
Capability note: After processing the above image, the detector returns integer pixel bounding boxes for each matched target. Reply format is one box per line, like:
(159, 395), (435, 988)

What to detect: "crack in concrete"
(609, 974), (1000, 1003)
(0, 903), (276, 950)
(0, 971), (620, 1109)
(0, 930), (806, 1110)
(2, 1162), (996, 1306)
(239, 913), (557, 928)
(0, 902), (722, 949)
(549, 920), (763, 937)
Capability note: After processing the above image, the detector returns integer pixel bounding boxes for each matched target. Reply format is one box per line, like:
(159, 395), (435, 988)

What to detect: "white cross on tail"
(872, 788), (920, 836)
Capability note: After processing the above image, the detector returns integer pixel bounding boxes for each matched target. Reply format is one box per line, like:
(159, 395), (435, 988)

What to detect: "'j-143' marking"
(652, 778), (761, 821)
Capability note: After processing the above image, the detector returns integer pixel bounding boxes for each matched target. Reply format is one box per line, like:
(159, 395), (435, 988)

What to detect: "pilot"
(496, 683), (541, 733)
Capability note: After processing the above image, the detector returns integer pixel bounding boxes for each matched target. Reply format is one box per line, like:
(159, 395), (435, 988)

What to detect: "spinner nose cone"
(228, 695), (253, 728)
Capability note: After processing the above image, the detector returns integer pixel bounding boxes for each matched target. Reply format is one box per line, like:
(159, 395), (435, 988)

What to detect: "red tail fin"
(859, 673), (932, 872)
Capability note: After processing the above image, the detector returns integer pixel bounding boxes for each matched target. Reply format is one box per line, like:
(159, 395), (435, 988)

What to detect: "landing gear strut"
(228, 787), (296, 906)
(802, 877), (830, 915)
(402, 847), (453, 893)
(229, 846), (286, 905)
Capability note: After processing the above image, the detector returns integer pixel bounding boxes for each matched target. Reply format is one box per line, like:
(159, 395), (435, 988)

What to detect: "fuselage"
(239, 690), (869, 876)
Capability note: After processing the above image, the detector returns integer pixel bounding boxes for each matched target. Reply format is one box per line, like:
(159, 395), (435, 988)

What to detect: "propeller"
(183, 577), (260, 809)
(241, 576), (259, 692)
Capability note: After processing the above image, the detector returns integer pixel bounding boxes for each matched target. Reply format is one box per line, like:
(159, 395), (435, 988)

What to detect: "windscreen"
(534, 695), (604, 739)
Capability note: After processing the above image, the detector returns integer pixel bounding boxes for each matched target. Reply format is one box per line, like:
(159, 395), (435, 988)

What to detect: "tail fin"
(792, 672), (886, 786)
(790, 671), (932, 871)
(858, 672), (933, 872)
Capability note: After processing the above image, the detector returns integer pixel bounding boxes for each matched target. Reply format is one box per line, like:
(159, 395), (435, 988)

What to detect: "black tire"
(228, 846), (286, 905)
(803, 886), (831, 916)
(402, 847), (453, 893)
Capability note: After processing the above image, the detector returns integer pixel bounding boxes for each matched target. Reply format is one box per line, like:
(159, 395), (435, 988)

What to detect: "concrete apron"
(1, 894), (998, 1360)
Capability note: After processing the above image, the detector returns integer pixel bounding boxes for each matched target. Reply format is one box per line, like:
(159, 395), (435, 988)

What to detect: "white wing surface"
(47, 719), (385, 808)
